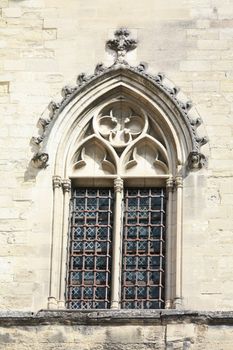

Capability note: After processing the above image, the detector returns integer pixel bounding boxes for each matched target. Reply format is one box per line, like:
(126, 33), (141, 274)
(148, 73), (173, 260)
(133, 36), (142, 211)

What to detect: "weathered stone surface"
(0, 0), (233, 348)
(0, 312), (233, 349)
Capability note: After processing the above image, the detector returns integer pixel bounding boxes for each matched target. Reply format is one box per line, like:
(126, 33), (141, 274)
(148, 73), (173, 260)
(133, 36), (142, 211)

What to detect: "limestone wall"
(0, 0), (233, 314)
(0, 310), (233, 350)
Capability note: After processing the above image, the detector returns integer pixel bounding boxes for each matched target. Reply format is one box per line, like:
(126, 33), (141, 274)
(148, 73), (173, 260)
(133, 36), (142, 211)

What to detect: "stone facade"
(0, 0), (233, 348)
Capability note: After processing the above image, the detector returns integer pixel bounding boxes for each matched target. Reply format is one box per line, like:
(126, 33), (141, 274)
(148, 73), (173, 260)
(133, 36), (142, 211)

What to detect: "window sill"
(1, 310), (233, 326)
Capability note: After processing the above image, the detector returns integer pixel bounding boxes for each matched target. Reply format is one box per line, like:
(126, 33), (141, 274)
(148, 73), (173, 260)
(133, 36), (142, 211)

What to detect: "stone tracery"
(71, 100), (169, 177)
(31, 28), (208, 172)
(94, 103), (146, 148)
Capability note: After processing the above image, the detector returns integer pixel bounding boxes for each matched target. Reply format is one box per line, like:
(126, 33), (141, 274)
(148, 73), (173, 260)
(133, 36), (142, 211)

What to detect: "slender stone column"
(48, 175), (63, 309)
(165, 177), (174, 309)
(111, 177), (124, 309)
(58, 179), (71, 309)
(174, 175), (183, 309)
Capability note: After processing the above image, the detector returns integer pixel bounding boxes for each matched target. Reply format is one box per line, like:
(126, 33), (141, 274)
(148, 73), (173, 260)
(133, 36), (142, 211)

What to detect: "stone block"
(2, 8), (22, 18)
(197, 39), (228, 50)
(180, 60), (212, 71)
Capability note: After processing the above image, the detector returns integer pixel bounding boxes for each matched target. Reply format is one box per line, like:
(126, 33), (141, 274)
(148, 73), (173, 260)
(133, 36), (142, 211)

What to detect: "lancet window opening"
(66, 184), (166, 310)
(63, 98), (172, 310)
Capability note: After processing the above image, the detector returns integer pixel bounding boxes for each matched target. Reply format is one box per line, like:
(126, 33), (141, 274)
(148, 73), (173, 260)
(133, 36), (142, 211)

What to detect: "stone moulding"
(31, 28), (208, 171)
(1, 310), (233, 327)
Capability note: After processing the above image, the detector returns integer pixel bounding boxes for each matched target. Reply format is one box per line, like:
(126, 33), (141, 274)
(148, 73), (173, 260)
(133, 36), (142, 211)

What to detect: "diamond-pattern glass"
(122, 188), (166, 309)
(66, 188), (113, 309)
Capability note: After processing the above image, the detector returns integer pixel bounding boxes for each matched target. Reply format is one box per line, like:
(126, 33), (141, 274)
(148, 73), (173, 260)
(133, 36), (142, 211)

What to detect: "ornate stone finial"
(195, 136), (209, 147)
(61, 85), (75, 98)
(180, 100), (193, 113)
(62, 179), (71, 193)
(95, 63), (106, 75)
(114, 177), (123, 192)
(167, 86), (180, 97)
(106, 28), (138, 63)
(48, 101), (60, 117)
(52, 175), (62, 189)
(32, 152), (49, 169)
(153, 72), (165, 84)
(136, 62), (148, 73)
(31, 135), (44, 145)
(39, 118), (50, 130)
(190, 117), (202, 128)
(188, 151), (207, 170)
(77, 73), (89, 86)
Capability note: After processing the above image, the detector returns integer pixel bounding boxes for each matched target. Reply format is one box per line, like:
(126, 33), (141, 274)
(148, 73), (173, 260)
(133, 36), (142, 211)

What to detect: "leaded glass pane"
(66, 188), (113, 309)
(122, 188), (166, 309)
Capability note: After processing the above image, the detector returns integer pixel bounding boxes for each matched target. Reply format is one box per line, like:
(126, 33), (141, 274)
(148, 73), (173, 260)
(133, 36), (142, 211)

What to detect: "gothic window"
(65, 100), (169, 309)
(33, 29), (207, 310)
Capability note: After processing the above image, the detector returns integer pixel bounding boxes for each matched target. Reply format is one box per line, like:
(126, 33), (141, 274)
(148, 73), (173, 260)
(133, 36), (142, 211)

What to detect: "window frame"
(44, 66), (206, 311)
(66, 184), (169, 310)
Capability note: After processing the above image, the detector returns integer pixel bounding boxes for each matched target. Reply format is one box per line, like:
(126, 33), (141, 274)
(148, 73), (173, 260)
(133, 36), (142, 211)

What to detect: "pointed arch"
(31, 66), (207, 175)
(32, 63), (208, 311)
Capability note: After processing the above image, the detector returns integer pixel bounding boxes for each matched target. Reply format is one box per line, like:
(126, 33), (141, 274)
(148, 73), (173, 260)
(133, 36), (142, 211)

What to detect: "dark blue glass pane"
(122, 188), (165, 310)
(67, 188), (113, 310)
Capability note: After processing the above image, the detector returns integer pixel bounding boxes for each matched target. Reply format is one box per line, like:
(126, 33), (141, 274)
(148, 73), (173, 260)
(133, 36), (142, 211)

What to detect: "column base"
(57, 300), (65, 309)
(47, 296), (58, 309)
(173, 297), (183, 309)
(165, 299), (172, 309)
(110, 301), (120, 309)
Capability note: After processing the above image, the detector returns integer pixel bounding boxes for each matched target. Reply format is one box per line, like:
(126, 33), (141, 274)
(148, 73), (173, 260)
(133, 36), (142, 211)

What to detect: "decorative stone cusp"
(106, 28), (137, 63)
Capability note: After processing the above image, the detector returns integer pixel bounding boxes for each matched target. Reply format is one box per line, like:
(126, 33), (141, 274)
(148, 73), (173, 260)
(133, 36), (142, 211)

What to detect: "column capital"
(62, 179), (71, 193)
(52, 175), (62, 189)
(175, 176), (183, 188)
(114, 177), (123, 193)
(166, 176), (174, 191)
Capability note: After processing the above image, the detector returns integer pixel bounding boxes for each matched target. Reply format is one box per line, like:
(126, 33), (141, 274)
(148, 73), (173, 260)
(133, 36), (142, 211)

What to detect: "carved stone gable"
(31, 28), (208, 172)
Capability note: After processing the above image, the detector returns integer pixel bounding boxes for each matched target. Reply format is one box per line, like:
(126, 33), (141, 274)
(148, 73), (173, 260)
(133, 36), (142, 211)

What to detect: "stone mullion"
(173, 176), (183, 309)
(110, 177), (124, 309)
(58, 179), (72, 309)
(165, 177), (174, 309)
(48, 175), (63, 309)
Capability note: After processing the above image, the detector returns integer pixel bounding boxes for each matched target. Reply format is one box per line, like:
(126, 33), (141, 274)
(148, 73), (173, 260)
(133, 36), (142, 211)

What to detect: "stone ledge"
(1, 310), (233, 326)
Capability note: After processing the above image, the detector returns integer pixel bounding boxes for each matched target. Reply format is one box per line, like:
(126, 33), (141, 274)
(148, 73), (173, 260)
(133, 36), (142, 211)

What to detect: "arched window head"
(30, 28), (208, 310)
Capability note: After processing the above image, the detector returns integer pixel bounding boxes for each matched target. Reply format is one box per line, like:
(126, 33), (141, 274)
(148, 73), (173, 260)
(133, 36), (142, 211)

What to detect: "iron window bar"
(121, 188), (166, 309)
(66, 188), (113, 309)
